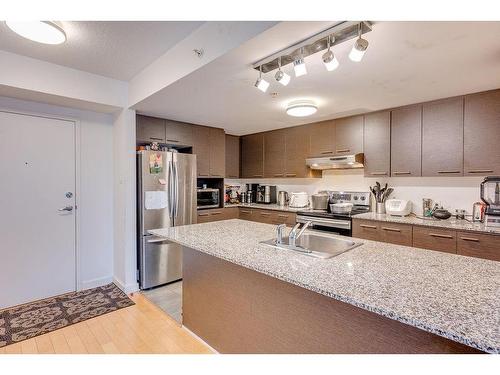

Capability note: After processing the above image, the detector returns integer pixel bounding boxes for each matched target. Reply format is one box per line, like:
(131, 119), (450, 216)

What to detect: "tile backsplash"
(226, 169), (485, 216)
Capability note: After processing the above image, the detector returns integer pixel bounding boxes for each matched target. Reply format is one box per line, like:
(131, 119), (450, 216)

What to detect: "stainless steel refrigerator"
(137, 150), (197, 289)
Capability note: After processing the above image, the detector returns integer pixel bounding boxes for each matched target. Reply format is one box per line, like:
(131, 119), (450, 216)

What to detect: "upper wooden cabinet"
(391, 105), (422, 177)
(285, 125), (319, 178)
(464, 89), (500, 176)
(209, 128), (225, 178)
(335, 115), (363, 155)
(165, 120), (192, 146)
(422, 97), (464, 176)
(136, 115), (165, 143)
(192, 126), (211, 177)
(309, 120), (335, 157)
(241, 133), (264, 178)
(364, 111), (391, 177)
(225, 135), (240, 179)
(264, 129), (286, 178)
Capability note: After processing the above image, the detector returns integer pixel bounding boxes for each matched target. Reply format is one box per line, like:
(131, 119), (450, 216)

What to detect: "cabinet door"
(136, 115), (165, 143)
(255, 209), (274, 224)
(209, 128), (225, 177)
(192, 126), (211, 177)
(225, 135), (240, 178)
(238, 208), (253, 221)
(285, 126), (319, 178)
(165, 120), (193, 146)
(335, 115), (363, 155)
(222, 207), (239, 220)
(264, 130), (286, 178)
(391, 105), (422, 177)
(364, 111), (391, 177)
(196, 210), (212, 223)
(422, 97), (464, 176)
(457, 231), (500, 262)
(412, 226), (457, 254)
(241, 134), (264, 178)
(464, 90), (500, 176)
(379, 222), (413, 246)
(309, 120), (335, 157)
(352, 219), (380, 241)
(270, 211), (296, 226)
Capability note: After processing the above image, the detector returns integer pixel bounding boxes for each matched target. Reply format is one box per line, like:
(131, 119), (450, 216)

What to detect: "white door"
(0, 111), (76, 309)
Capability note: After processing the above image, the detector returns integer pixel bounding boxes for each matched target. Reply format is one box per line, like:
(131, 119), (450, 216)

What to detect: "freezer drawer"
(140, 236), (182, 289)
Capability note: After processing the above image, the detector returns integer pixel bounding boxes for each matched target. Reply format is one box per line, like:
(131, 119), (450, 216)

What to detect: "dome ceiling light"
(251, 21), (371, 92)
(5, 21), (66, 45)
(286, 100), (318, 117)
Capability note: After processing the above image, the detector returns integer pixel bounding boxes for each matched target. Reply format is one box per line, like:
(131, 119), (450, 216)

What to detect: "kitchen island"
(150, 219), (500, 354)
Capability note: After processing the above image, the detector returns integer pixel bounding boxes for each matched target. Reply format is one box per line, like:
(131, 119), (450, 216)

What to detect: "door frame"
(0, 107), (82, 292)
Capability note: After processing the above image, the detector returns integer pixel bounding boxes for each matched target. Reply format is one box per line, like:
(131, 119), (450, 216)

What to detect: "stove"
(296, 191), (371, 236)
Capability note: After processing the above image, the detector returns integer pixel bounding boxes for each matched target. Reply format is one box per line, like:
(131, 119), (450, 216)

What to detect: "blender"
(480, 177), (500, 227)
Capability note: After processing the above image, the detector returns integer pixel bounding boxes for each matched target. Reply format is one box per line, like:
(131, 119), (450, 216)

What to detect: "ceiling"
(0, 21), (203, 81)
(134, 21), (500, 135)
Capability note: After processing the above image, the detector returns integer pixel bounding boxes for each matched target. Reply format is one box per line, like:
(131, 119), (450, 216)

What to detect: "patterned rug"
(0, 283), (134, 348)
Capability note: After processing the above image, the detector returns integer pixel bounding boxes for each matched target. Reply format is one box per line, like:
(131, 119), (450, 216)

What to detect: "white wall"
(0, 96), (114, 290)
(227, 169), (485, 216)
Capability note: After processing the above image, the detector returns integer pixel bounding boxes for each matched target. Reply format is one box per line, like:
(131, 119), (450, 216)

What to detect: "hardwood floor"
(0, 293), (212, 354)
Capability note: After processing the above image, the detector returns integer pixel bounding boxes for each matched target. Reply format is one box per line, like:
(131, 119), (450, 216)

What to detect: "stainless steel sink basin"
(260, 232), (362, 259)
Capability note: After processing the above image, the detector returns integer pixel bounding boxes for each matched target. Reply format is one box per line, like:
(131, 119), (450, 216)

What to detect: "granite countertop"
(224, 202), (308, 213)
(354, 212), (500, 235)
(150, 220), (500, 353)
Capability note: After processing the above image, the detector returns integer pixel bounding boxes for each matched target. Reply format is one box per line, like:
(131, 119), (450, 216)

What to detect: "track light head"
(275, 70), (291, 86)
(293, 58), (307, 77)
(322, 50), (339, 71)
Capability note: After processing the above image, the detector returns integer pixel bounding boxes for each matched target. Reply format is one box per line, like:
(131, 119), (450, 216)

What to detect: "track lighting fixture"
(275, 57), (291, 86)
(322, 36), (339, 71)
(349, 23), (369, 62)
(254, 66), (270, 92)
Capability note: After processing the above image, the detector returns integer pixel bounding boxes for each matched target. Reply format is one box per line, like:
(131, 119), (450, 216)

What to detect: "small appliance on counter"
(311, 192), (329, 210)
(197, 188), (220, 209)
(256, 185), (277, 204)
(433, 208), (452, 220)
(472, 201), (486, 222)
(422, 198), (434, 217)
(246, 183), (258, 204)
(385, 199), (412, 216)
(480, 176), (500, 227)
(277, 191), (289, 207)
(369, 182), (393, 214)
(289, 192), (310, 208)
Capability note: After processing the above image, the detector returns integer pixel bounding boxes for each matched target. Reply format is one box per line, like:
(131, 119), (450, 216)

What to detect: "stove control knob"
(354, 196), (358, 200)
(360, 196), (366, 201)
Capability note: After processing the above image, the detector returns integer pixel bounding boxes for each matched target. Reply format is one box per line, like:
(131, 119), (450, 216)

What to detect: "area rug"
(0, 283), (134, 348)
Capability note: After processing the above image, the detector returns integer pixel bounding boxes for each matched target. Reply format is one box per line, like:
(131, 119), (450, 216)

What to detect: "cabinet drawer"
(238, 208), (253, 220)
(412, 226), (457, 254)
(271, 212), (297, 226)
(253, 209), (274, 224)
(197, 210), (212, 223)
(352, 219), (380, 241)
(223, 207), (239, 220)
(379, 222), (413, 246)
(457, 232), (500, 262)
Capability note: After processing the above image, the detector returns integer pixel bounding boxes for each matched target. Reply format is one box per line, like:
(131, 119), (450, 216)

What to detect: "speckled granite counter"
(224, 203), (309, 213)
(150, 219), (500, 353)
(354, 212), (500, 235)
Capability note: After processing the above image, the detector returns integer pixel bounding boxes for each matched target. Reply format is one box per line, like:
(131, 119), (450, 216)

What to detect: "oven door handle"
(296, 216), (351, 229)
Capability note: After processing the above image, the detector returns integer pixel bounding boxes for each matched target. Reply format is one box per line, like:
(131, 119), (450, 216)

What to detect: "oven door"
(296, 215), (352, 236)
(197, 189), (220, 209)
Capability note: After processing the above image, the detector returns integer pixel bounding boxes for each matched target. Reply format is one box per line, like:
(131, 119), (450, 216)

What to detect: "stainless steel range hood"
(306, 153), (364, 170)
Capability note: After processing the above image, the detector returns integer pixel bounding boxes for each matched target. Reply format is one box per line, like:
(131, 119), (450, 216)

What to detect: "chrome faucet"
(288, 221), (312, 247)
(276, 224), (286, 244)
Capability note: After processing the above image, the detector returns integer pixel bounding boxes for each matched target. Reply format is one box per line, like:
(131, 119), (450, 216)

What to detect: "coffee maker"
(481, 177), (500, 227)
(246, 183), (259, 204)
(257, 185), (277, 204)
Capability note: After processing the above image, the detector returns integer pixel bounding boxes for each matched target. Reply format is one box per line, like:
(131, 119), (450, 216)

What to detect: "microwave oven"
(197, 188), (220, 209)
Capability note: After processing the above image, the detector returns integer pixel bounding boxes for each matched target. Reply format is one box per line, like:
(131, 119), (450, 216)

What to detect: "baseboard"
(113, 276), (139, 294)
(79, 276), (113, 291)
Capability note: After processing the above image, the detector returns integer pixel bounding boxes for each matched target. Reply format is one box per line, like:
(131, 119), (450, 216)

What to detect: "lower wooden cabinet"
(457, 231), (500, 262)
(413, 226), (457, 254)
(352, 220), (381, 241)
(237, 207), (296, 226)
(196, 207), (238, 223)
(379, 222), (413, 246)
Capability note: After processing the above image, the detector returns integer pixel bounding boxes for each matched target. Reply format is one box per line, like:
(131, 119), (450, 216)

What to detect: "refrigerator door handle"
(167, 155), (175, 218)
(173, 156), (179, 217)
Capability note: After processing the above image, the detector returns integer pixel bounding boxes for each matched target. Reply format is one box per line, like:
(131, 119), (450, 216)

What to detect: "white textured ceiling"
(0, 21), (203, 81)
(134, 21), (500, 135)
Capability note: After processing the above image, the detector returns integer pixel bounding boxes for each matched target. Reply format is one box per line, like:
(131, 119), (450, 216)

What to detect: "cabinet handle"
(149, 137), (163, 141)
(370, 172), (388, 176)
(360, 224), (377, 229)
(429, 233), (453, 239)
(285, 173), (297, 177)
(382, 227), (401, 232)
(211, 175), (222, 177)
(336, 148), (350, 153)
(166, 139), (179, 143)
(460, 236), (480, 242)
(240, 210), (252, 214)
(253, 175), (263, 177)
(393, 171), (411, 175)
(198, 213), (209, 217)
(260, 213), (271, 216)
(211, 211), (222, 215)
(198, 173), (209, 177)
(277, 214), (289, 218)
(437, 171), (461, 174)
(467, 170), (494, 174)
(274, 174), (284, 177)
(320, 151), (333, 154)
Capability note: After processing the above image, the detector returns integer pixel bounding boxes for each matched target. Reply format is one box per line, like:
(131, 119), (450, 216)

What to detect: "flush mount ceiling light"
(254, 66), (270, 93)
(349, 23), (369, 62)
(322, 36), (339, 71)
(5, 21), (66, 45)
(275, 57), (291, 86)
(286, 100), (318, 117)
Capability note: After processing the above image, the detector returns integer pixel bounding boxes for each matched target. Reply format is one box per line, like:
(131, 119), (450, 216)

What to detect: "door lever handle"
(58, 206), (73, 212)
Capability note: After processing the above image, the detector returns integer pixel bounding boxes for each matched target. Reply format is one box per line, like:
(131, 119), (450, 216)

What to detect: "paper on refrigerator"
(144, 190), (168, 210)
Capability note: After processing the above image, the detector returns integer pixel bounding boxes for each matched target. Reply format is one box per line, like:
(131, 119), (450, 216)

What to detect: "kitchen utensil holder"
(376, 202), (386, 214)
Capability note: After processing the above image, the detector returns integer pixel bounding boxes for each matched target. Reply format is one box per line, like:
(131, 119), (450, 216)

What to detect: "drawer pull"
(370, 172), (388, 176)
(320, 151), (333, 154)
(467, 170), (493, 174)
(240, 210), (252, 214)
(198, 213), (209, 217)
(198, 173), (209, 177)
(274, 174), (284, 177)
(260, 213), (271, 216)
(460, 236), (480, 242)
(211, 175), (222, 177)
(437, 171), (461, 174)
(336, 148), (350, 153)
(429, 233), (453, 239)
(166, 139), (179, 143)
(360, 224), (377, 229)
(382, 227), (401, 232)
(285, 173), (297, 177)
(211, 212), (222, 215)
(277, 214), (289, 218)
(393, 171), (411, 175)
(149, 137), (163, 141)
